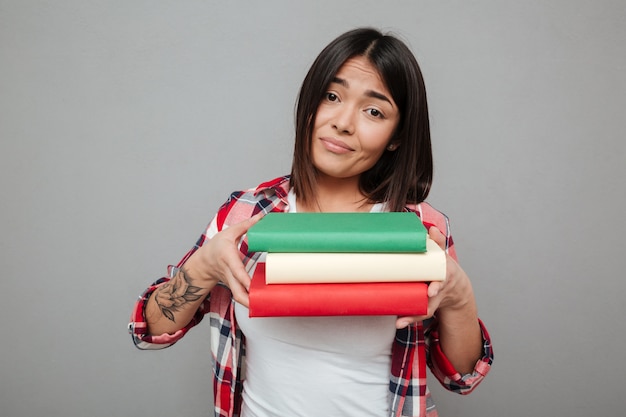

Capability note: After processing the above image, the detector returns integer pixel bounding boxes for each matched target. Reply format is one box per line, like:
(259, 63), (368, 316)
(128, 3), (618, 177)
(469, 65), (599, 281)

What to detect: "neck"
(299, 174), (373, 213)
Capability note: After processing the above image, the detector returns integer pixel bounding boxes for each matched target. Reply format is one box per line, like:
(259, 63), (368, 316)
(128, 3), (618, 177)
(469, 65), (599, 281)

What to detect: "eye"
(325, 92), (339, 102)
(367, 108), (384, 119)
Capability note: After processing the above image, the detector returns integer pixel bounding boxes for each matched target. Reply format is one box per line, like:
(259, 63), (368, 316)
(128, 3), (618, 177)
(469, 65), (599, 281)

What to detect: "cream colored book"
(265, 238), (446, 284)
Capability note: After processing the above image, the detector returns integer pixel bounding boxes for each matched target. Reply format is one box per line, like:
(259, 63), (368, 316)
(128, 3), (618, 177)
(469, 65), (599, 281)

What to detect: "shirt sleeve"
(425, 318), (493, 394)
(127, 188), (259, 350)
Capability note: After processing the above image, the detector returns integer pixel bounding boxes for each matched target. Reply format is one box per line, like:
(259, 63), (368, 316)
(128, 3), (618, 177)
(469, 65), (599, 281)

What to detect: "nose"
(331, 105), (355, 135)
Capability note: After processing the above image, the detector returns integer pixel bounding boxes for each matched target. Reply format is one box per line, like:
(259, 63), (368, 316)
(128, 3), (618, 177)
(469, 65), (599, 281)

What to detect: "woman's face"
(310, 56), (400, 183)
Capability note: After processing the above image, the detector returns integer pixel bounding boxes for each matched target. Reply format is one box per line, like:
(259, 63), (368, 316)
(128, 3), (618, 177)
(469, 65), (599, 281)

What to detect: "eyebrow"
(331, 76), (394, 106)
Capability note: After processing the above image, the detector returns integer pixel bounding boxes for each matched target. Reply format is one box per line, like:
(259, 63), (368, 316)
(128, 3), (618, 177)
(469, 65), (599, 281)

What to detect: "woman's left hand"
(395, 226), (476, 329)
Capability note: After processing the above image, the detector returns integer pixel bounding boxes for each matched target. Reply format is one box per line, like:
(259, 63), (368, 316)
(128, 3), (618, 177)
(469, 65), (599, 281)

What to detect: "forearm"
(145, 254), (218, 336)
(436, 299), (483, 374)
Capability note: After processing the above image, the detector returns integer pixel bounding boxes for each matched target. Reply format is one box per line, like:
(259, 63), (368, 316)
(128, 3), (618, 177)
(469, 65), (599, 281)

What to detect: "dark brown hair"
(290, 27), (433, 212)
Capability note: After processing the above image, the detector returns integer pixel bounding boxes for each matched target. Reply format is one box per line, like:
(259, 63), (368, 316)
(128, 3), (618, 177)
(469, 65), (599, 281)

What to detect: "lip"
(319, 137), (354, 154)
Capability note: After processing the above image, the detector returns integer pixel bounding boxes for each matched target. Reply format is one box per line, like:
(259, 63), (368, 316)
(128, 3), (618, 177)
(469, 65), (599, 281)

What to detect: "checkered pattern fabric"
(129, 176), (493, 416)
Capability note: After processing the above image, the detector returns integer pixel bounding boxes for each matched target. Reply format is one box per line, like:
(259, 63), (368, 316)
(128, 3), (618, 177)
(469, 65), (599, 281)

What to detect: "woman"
(130, 27), (493, 416)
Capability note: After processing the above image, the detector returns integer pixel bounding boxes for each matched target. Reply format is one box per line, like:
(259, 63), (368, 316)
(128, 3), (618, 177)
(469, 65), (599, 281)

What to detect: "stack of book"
(246, 212), (446, 317)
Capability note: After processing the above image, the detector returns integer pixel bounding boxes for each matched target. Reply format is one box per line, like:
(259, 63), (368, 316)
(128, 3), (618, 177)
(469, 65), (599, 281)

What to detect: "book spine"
(248, 264), (428, 317)
(247, 230), (427, 253)
(265, 238), (446, 284)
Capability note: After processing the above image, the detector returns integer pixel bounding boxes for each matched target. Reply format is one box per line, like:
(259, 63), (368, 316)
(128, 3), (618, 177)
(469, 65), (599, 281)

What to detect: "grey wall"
(1, 1), (625, 416)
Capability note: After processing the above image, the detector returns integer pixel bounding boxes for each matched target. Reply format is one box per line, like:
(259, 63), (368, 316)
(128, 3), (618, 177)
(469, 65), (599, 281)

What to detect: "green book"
(247, 212), (427, 253)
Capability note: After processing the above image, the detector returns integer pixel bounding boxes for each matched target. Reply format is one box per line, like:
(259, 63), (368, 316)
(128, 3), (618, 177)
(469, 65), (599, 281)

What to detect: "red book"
(248, 263), (428, 317)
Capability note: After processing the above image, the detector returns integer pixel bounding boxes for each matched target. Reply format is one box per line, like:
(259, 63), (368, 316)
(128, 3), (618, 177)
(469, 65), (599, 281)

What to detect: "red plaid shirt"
(129, 176), (493, 417)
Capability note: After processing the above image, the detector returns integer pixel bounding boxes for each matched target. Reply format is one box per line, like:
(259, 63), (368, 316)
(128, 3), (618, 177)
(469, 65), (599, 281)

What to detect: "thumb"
(428, 226), (446, 251)
(230, 211), (265, 236)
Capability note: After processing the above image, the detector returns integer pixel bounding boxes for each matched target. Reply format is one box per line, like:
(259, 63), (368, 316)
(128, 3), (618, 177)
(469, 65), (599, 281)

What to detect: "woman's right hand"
(185, 212), (264, 307)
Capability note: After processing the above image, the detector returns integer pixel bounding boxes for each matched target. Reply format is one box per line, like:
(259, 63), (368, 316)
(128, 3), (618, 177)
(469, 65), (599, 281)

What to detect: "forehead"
(333, 56), (388, 91)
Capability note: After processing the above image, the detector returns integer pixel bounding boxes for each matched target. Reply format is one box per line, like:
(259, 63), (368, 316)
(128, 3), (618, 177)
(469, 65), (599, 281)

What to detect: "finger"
(220, 251), (252, 290)
(221, 267), (251, 307)
(231, 263), (252, 291)
(228, 278), (251, 307)
(396, 293), (443, 328)
(428, 226), (446, 251)
(228, 212), (265, 237)
(427, 281), (444, 298)
(396, 315), (428, 329)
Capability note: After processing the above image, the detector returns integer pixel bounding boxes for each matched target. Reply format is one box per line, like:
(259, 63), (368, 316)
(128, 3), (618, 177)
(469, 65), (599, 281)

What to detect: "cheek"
(312, 106), (331, 129)
(361, 126), (395, 153)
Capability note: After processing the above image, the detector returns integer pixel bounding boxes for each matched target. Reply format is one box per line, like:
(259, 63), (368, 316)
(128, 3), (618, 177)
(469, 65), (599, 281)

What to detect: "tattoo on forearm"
(154, 268), (204, 322)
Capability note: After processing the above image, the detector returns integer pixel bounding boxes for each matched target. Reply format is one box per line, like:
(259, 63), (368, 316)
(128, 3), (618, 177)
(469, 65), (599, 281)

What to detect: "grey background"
(1, 1), (624, 416)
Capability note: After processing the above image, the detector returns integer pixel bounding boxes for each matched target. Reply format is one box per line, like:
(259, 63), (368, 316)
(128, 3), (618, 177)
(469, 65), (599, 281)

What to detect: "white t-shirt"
(235, 190), (397, 416)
